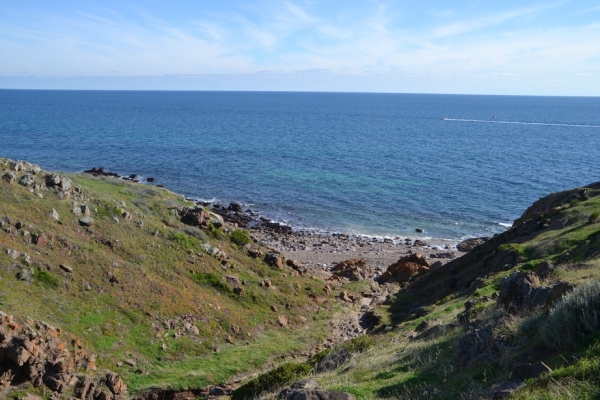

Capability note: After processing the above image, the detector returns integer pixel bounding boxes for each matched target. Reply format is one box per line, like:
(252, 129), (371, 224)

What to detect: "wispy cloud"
(0, 0), (598, 94)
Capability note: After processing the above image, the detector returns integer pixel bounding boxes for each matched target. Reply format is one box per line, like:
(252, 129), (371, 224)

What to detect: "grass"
(0, 167), (343, 395)
(33, 268), (59, 288)
(230, 229), (252, 247)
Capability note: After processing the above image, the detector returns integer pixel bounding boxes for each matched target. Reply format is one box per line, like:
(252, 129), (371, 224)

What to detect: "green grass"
(191, 272), (231, 293)
(230, 229), (252, 247)
(33, 268), (59, 288)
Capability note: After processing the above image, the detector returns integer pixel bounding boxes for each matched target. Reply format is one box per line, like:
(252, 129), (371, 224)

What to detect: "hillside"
(2, 157), (600, 400)
(0, 158), (376, 399)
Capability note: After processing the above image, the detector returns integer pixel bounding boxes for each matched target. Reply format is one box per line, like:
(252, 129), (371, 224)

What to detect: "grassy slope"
(308, 184), (600, 399)
(0, 168), (359, 395)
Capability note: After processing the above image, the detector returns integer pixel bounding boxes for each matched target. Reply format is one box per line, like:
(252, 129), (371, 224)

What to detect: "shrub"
(541, 280), (600, 350)
(343, 334), (375, 353)
(170, 232), (197, 247)
(207, 223), (223, 240)
(182, 226), (208, 242)
(230, 229), (252, 247)
(231, 362), (311, 400)
(191, 272), (230, 293)
(589, 211), (600, 224)
(34, 269), (59, 288)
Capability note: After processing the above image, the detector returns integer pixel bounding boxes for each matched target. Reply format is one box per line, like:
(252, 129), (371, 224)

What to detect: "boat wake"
(442, 118), (600, 129)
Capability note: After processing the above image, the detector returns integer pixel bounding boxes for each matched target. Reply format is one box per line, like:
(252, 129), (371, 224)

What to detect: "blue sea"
(1, 90), (599, 242)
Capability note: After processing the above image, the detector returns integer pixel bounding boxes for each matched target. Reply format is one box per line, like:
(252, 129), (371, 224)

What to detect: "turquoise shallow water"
(1, 90), (599, 240)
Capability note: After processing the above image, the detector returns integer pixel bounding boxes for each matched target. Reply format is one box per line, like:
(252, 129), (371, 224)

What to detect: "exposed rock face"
(0, 312), (125, 398)
(513, 184), (600, 227)
(497, 271), (539, 313)
(264, 253), (284, 269)
(457, 237), (489, 252)
(2, 172), (16, 183)
(378, 253), (430, 283)
(458, 327), (494, 366)
(45, 174), (73, 199)
(180, 207), (208, 227)
(331, 259), (373, 281)
(18, 174), (35, 187)
(497, 271), (573, 313)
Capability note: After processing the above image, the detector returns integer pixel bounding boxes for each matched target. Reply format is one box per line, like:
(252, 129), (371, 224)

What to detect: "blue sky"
(1, 1), (599, 95)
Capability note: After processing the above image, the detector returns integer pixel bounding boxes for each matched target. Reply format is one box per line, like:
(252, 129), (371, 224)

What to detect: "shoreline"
(81, 166), (473, 271)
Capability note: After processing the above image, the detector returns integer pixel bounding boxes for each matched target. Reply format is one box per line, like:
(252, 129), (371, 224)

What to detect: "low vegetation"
(3, 159), (600, 399)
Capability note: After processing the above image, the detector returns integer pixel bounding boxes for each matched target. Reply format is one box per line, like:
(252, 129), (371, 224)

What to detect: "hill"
(2, 157), (600, 400)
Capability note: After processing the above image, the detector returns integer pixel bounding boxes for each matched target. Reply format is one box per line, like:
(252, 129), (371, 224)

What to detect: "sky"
(1, 1), (600, 95)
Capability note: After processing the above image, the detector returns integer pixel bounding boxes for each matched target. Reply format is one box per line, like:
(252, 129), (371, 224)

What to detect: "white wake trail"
(442, 118), (600, 129)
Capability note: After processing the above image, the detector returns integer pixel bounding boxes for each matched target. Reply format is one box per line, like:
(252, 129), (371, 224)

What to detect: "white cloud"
(0, 1), (599, 94)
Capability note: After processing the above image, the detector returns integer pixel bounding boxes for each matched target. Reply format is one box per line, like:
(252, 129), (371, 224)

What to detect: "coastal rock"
(3, 172), (16, 183)
(265, 253), (284, 269)
(180, 207), (208, 227)
(458, 327), (494, 366)
(0, 312), (125, 398)
(18, 174), (35, 187)
(457, 237), (489, 252)
(497, 271), (539, 313)
(331, 259), (373, 281)
(228, 202), (243, 212)
(45, 174), (73, 199)
(378, 253), (430, 283)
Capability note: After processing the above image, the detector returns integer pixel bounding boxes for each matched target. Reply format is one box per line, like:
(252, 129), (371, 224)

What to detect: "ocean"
(1, 90), (599, 242)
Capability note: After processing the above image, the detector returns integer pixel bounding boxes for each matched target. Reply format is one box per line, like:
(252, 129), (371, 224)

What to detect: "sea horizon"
(2, 89), (599, 242)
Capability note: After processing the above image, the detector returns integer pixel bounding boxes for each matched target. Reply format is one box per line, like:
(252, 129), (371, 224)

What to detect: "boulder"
(79, 217), (94, 227)
(3, 172), (16, 183)
(180, 207), (208, 227)
(378, 253), (430, 283)
(18, 174), (35, 187)
(497, 272), (539, 313)
(265, 253), (284, 269)
(331, 259), (373, 281)
(225, 275), (241, 287)
(522, 281), (574, 312)
(45, 174), (73, 199)
(34, 233), (48, 247)
(228, 202), (243, 212)
(457, 237), (489, 252)
(106, 372), (127, 396)
(458, 327), (494, 366)
(497, 271), (573, 313)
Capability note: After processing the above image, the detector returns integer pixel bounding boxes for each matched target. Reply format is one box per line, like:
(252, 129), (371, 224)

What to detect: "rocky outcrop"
(331, 259), (373, 281)
(45, 174), (73, 199)
(457, 237), (489, 252)
(378, 253), (430, 283)
(0, 312), (125, 398)
(265, 253), (284, 269)
(513, 183), (600, 227)
(497, 271), (573, 314)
